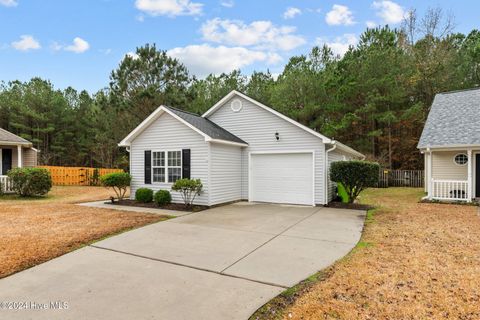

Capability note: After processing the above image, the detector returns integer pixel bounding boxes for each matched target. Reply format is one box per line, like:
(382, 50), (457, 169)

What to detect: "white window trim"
(453, 153), (468, 166)
(151, 150), (182, 184)
(152, 151), (166, 183)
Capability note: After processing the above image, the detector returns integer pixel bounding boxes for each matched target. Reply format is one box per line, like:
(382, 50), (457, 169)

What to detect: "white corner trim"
(207, 142), (212, 206)
(324, 143), (337, 205)
(248, 150), (316, 207)
(202, 90), (332, 144)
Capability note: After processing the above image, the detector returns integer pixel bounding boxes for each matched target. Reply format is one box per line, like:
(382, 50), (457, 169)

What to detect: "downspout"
(324, 140), (337, 205)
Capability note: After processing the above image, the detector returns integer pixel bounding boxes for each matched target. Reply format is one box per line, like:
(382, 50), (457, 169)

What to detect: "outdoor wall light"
(275, 132), (280, 141)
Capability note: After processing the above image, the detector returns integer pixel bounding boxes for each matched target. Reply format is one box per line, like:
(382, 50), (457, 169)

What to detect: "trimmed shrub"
(154, 189), (172, 206)
(100, 172), (131, 201)
(330, 161), (379, 204)
(135, 188), (153, 203)
(7, 167), (52, 197)
(171, 178), (202, 207)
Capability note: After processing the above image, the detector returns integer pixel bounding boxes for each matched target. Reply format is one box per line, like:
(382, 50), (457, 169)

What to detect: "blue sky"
(0, 0), (478, 93)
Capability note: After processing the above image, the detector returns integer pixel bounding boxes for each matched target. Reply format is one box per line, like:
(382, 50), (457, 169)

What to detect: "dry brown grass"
(278, 188), (480, 320)
(0, 186), (167, 279)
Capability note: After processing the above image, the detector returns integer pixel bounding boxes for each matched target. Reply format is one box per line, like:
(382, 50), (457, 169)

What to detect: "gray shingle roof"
(166, 107), (247, 145)
(0, 128), (31, 145)
(418, 88), (480, 149)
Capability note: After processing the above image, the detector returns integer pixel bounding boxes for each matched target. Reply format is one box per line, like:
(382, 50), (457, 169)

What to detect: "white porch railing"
(431, 179), (469, 201)
(0, 175), (13, 194)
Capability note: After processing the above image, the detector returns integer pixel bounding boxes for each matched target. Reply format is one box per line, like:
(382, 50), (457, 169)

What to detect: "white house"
(119, 91), (364, 206)
(418, 88), (480, 202)
(0, 128), (39, 192)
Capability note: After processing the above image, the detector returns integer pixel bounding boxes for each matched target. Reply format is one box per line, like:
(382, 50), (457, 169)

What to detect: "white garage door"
(250, 152), (314, 206)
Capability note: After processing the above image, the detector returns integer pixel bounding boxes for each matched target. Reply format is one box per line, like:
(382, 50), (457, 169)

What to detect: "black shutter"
(144, 150), (152, 184)
(182, 149), (191, 179)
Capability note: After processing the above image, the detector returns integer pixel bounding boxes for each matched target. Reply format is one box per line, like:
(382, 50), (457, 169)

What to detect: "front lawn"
(252, 188), (480, 319)
(0, 186), (168, 279)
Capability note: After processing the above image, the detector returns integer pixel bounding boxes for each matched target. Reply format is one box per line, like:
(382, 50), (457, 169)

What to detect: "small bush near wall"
(330, 161), (379, 204)
(7, 168), (53, 197)
(154, 190), (172, 206)
(100, 172), (131, 201)
(171, 178), (203, 207)
(135, 188), (153, 203)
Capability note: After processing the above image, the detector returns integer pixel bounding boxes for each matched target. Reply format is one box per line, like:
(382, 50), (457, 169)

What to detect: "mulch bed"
(327, 201), (372, 210)
(112, 199), (208, 212)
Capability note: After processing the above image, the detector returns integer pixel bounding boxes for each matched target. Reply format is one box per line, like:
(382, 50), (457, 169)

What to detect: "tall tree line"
(1, 10), (479, 169)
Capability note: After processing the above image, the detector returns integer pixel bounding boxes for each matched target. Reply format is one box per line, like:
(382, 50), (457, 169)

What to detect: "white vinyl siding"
(432, 151), (468, 180)
(208, 96), (327, 205)
(209, 143), (242, 205)
(130, 112), (209, 205)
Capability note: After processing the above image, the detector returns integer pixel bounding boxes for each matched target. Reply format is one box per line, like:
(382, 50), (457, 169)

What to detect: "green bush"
(330, 161), (379, 204)
(7, 167), (52, 197)
(171, 178), (202, 207)
(135, 188), (153, 203)
(100, 172), (131, 201)
(154, 189), (172, 206)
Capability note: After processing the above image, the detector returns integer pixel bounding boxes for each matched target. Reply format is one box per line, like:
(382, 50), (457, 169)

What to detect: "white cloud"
(64, 37), (90, 53)
(135, 0), (203, 17)
(366, 20), (377, 28)
(0, 0), (17, 7)
(325, 4), (354, 26)
(283, 7), (301, 19)
(316, 34), (357, 57)
(220, 0), (234, 8)
(167, 44), (281, 77)
(201, 18), (306, 51)
(11, 35), (40, 51)
(372, 0), (405, 24)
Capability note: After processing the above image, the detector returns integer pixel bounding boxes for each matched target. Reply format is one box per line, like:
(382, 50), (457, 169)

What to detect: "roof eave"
(0, 141), (32, 147)
(206, 138), (248, 147)
(202, 90), (332, 144)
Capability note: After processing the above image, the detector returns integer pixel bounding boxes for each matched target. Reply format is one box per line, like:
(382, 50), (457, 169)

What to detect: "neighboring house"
(0, 128), (38, 176)
(418, 88), (480, 202)
(119, 91), (364, 206)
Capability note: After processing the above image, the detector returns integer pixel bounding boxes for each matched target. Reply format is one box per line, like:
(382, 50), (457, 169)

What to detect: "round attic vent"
(230, 99), (242, 112)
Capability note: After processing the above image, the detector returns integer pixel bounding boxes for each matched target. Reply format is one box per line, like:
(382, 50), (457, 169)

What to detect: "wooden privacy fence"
(378, 169), (424, 188)
(38, 166), (123, 186)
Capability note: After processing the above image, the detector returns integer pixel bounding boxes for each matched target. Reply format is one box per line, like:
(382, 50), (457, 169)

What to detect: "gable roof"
(202, 90), (333, 144)
(166, 107), (247, 145)
(202, 90), (364, 158)
(0, 128), (32, 146)
(118, 106), (248, 147)
(418, 88), (480, 149)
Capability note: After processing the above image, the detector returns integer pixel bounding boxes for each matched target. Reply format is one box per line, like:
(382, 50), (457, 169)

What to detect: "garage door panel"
(250, 153), (313, 205)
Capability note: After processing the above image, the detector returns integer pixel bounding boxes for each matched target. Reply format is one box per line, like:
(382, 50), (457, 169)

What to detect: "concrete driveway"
(0, 203), (365, 320)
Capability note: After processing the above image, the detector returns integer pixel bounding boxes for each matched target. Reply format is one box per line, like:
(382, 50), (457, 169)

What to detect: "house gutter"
(324, 141), (337, 205)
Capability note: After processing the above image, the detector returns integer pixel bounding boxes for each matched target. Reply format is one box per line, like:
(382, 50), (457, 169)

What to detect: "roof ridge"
(438, 87), (480, 95)
(165, 106), (202, 117)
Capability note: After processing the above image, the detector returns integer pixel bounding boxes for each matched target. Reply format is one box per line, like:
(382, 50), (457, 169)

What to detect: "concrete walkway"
(0, 203), (365, 320)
